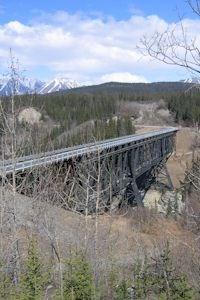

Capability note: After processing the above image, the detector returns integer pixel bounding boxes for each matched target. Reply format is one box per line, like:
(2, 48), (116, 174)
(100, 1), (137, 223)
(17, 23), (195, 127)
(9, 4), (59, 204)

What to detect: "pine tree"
(63, 253), (95, 300)
(17, 237), (49, 300)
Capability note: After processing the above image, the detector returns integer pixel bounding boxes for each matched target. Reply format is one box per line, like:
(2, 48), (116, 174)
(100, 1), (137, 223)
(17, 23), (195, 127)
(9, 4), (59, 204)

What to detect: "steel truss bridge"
(0, 127), (178, 213)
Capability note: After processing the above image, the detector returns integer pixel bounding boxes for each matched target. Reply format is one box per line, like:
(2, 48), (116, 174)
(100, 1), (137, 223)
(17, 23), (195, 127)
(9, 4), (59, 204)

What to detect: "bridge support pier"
(125, 179), (143, 207)
(131, 180), (143, 206)
(155, 161), (174, 190)
(163, 163), (174, 190)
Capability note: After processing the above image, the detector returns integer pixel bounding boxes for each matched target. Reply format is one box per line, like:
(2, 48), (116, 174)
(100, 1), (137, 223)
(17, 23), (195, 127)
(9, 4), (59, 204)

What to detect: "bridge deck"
(0, 127), (178, 175)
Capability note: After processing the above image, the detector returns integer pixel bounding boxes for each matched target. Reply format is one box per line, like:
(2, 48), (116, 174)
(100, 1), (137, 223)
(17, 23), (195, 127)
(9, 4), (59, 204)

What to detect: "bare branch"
(138, 6), (200, 77)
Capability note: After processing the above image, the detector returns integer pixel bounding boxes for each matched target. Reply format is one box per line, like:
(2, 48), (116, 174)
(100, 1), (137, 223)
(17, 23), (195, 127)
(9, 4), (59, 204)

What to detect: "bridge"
(0, 127), (178, 213)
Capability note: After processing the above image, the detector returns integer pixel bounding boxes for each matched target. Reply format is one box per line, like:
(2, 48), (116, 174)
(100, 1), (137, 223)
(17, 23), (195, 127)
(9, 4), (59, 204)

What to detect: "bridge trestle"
(0, 129), (178, 214)
(64, 131), (177, 213)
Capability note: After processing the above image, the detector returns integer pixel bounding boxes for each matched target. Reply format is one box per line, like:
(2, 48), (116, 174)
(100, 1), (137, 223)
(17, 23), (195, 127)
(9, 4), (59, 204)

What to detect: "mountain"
(0, 76), (195, 97)
(0, 77), (30, 96)
(0, 77), (80, 96)
(38, 78), (80, 94)
(181, 77), (200, 84)
(25, 78), (45, 92)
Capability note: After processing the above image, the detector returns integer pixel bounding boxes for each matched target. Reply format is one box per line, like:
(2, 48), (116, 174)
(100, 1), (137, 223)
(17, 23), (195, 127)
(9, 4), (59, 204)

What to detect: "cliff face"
(143, 189), (184, 214)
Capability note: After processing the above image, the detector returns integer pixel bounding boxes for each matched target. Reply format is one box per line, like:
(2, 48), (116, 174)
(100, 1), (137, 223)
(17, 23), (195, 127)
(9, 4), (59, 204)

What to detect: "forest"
(1, 81), (200, 154)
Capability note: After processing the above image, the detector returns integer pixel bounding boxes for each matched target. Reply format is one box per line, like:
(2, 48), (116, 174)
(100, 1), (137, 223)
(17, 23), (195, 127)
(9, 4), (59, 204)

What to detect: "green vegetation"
(16, 237), (49, 300)
(0, 239), (196, 300)
(111, 244), (195, 300)
(63, 253), (95, 300)
(167, 92), (200, 125)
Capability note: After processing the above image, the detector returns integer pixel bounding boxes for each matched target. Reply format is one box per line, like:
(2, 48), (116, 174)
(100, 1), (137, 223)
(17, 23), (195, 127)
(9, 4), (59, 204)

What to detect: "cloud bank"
(0, 11), (200, 83)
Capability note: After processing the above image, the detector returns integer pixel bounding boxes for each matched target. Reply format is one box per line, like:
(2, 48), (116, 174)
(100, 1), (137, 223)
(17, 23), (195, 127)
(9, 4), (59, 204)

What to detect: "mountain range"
(0, 77), (80, 96)
(0, 76), (199, 96)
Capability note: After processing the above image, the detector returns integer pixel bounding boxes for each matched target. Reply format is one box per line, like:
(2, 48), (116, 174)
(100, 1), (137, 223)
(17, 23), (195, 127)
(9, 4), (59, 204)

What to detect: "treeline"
(0, 238), (197, 299)
(2, 87), (200, 129)
(1, 82), (200, 129)
(27, 89), (200, 128)
(167, 93), (200, 125)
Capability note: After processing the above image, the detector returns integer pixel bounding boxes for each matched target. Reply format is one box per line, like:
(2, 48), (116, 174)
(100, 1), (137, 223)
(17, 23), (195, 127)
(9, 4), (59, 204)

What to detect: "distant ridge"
(0, 77), (80, 96)
(0, 77), (194, 96)
(65, 81), (193, 95)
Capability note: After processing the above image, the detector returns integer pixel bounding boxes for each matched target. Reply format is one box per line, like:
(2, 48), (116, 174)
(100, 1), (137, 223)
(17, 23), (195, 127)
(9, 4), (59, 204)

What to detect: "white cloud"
(100, 72), (148, 83)
(128, 5), (143, 16)
(0, 12), (200, 83)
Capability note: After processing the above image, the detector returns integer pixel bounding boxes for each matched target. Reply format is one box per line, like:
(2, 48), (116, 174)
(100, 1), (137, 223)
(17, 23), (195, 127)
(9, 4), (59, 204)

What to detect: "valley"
(0, 79), (200, 299)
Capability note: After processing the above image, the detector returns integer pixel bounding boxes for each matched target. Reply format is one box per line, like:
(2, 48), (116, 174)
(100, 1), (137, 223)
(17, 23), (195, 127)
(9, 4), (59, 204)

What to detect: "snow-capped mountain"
(24, 78), (45, 92)
(0, 77), (80, 96)
(0, 77), (30, 96)
(38, 78), (80, 94)
(181, 77), (200, 84)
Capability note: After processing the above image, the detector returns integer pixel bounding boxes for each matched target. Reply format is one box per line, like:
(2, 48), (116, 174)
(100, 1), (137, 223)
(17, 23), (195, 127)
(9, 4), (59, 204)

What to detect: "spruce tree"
(63, 253), (95, 300)
(18, 237), (49, 300)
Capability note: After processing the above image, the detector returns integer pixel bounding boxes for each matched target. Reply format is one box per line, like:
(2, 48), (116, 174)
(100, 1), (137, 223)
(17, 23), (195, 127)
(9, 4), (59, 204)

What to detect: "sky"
(0, 0), (199, 84)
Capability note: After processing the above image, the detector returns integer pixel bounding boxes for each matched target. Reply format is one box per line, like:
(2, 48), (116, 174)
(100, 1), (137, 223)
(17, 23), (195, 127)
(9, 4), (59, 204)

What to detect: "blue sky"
(0, 0), (199, 83)
(0, 0), (193, 23)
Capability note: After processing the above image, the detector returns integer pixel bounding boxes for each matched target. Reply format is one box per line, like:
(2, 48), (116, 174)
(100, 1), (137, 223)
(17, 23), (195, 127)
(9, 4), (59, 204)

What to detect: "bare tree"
(139, 0), (200, 77)
(0, 50), (23, 284)
(0, 51), (64, 290)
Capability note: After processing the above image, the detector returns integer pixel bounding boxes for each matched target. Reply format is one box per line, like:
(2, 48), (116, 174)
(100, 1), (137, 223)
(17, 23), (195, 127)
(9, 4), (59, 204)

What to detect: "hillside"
(67, 81), (193, 95)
